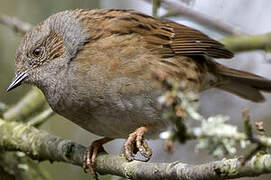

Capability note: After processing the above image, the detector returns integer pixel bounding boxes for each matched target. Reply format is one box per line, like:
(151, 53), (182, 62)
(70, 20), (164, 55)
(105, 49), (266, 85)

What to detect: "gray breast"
(43, 70), (169, 139)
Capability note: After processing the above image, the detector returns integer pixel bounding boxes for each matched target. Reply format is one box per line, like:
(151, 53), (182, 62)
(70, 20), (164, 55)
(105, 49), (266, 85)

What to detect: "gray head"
(7, 10), (89, 92)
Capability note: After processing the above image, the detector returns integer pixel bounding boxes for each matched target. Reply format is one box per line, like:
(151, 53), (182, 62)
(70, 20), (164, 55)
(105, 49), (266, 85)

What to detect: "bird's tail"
(213, 62), (271, 102)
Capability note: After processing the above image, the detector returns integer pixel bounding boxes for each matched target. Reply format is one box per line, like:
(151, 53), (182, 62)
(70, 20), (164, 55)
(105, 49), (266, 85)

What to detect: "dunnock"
(7, 9), (271, 175)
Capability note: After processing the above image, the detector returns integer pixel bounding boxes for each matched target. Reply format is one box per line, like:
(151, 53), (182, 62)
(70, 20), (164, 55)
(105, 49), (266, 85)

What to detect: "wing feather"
(79, 9), (233, 59)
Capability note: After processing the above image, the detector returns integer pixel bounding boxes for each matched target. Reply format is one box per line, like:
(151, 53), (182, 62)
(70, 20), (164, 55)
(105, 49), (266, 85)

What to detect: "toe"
(124, 140), (135, 161)
(142, 140), (152, 157)
(135, 135), (146, 157)
(135, 139), (152, 161)
(124, 133), (137, 161)
(83, 146), (93, 172)
(135, 132), (152, 160)
(124, 126), (153, 162)
(82, 138), (113, 178)
(83, 145), (97, 177)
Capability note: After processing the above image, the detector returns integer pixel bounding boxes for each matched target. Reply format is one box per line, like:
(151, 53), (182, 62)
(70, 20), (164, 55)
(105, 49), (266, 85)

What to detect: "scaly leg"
(124, 126), (153, 162)
(83, 137), (113, 179)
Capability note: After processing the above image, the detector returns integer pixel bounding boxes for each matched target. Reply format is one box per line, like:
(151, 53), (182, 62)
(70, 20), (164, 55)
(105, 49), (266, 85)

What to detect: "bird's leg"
(83, 137), (113, 178)
(124, 126), (153, 162)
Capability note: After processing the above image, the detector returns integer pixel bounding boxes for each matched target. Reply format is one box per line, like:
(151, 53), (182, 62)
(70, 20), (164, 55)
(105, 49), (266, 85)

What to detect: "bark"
(0, 118), (271, 180)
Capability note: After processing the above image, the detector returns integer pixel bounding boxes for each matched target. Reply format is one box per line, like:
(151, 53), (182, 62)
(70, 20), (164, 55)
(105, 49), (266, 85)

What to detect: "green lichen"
(213, 159), (238, 177)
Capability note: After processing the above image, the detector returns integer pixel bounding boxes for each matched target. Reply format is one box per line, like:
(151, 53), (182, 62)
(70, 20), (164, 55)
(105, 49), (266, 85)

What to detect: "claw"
(124, 132), (136, 161)
(83, 137), (113, 179)
(124, 126), (153, 162)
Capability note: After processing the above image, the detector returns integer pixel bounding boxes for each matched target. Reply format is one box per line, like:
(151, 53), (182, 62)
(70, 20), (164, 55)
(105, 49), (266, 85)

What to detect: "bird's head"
(7, 10), (89, 92)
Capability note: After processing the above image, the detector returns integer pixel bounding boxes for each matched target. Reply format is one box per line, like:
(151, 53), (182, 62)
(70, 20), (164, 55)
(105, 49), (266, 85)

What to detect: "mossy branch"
(1, 118), (271, 180)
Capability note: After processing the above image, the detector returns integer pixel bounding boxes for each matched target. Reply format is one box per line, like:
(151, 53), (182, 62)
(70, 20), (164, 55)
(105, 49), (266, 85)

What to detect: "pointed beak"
(6, 71), (28, 92)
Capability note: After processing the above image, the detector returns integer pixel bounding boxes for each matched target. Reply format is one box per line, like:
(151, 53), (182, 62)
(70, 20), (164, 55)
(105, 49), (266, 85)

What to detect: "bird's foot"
(83, 137), (113, 179)
(124, 126), (152, 162)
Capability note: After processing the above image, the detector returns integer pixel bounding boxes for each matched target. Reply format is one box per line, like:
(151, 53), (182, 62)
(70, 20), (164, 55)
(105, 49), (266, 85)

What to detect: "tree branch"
(0, 118), (271, 179)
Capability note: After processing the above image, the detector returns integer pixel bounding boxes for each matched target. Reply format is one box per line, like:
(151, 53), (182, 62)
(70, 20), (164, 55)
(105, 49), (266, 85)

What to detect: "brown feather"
(210, 60), (271, 102)
(75, 9), (233, 59)
(73, 9), (271, 102)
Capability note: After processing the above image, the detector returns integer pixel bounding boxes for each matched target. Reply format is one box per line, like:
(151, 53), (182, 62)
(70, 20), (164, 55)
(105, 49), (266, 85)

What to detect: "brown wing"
(159, 21), (234, 58)
(79, 9), (233, 59)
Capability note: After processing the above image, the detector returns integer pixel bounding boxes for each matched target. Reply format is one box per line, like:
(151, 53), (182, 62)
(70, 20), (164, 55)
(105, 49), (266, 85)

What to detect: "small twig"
(241, 108), (268, 165)
(153, 69), (190, 143)
(0, 14), (32, 34)
(242, 108), (264, 145)
(242, 107), (252, 139)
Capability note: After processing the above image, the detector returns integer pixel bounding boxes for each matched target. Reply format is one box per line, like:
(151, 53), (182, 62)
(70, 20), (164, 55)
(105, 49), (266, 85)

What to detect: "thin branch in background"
(0, 14), (32, 34)
(220, 32), (271, 53)
(3, 88), (46, 122)
(243, 107), (252, 138)
(241, 108), (268, 165)
(162, 0), (245, 35)
(144, 0), (245, 35)
(0, 102), (8, 117)
(27, 107), (55, 127)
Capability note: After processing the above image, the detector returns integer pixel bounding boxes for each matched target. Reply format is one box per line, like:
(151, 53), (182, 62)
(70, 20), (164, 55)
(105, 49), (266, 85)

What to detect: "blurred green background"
(1, 0), (271, 179)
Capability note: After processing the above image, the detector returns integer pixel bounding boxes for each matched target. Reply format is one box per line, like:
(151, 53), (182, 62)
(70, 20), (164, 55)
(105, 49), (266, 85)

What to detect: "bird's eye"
(32, 47), (42, 57)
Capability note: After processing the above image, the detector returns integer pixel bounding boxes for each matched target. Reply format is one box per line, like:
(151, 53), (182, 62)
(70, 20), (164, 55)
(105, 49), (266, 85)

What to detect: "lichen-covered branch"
(1, 118), (271, 180)
(0, 151), (51, 180)
(1, 87), (50, 179)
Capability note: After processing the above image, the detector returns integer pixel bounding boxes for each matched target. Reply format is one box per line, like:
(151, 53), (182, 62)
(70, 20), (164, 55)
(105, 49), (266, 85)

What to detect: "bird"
(6, 9), (271, 176)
